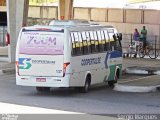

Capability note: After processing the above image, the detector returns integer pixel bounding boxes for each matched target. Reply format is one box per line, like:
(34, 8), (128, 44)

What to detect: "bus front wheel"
(108, 70), (118, 87)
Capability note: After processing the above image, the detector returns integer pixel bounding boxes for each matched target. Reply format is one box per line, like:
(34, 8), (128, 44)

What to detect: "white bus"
(16, 20), (122, 93)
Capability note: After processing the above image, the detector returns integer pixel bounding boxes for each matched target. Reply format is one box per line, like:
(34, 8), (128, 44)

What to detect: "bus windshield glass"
(19, 30), (64, 55)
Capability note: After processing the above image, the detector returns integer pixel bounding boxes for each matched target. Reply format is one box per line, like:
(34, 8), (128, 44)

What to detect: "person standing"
(140, 26), (147, 49)
(133, 28), (140, 47)
(132, 28), (140, 57)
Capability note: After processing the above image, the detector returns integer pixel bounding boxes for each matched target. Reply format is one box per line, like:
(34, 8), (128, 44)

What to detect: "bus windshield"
(19, 30), (64, 55)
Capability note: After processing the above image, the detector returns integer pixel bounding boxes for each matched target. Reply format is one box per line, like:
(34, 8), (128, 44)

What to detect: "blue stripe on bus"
(110, 51), (122, 58)
(105, 50), (122, 69)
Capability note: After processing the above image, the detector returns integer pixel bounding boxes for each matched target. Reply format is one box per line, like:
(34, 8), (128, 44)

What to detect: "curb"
(126, 68), (148, 75)
(0, 57), (9, 62)
(125, 68), (160, 75)
(114, 83), (158, 93)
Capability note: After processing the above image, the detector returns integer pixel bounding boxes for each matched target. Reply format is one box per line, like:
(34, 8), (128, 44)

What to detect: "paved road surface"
(0, 74), (160, 115)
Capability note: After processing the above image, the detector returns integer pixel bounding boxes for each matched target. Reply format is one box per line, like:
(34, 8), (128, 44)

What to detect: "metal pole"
(2, 26), (5, 46)
(131, 34), (133, 44)
(155, 36), (157, 59)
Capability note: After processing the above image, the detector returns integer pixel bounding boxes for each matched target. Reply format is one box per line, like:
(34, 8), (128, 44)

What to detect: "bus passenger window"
(112, 34), (118, 50)
(78, 32), (83, 54)
(70, 32), (76, 56)
(82, 32), (88, 54)
(104, 30), (110, 51)
(89, 31), (96, 53)
(97, 31), (103, 52)
(86, 32), (91, 54)
(93, 31), (99, 52)
(108, 29), (115, 51)
(114, 34), (122, 51)
(100, 30), (105, 51)
(73, 32), (81, 55)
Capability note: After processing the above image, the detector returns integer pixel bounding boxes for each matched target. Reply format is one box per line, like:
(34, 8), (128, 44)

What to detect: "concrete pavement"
(0, 102), (80, 114)
(115, 57), (160, 92)
(0, 61), (15, 74)
(122, 57), (160, 73)
(114, 75), (160, 92)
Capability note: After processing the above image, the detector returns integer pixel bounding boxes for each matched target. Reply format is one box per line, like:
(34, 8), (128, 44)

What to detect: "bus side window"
(86, 31), (91, 54)
(78, 32), (83, 54)
(113, 35), (118, 51)
(89, 31), (96, 53)
(81, 32), (88, 55)
(97, 31), (103, 52)
(104, 30), (110, 51)
(70, 32), (76, 56)
(73, 32), (81, 55)
(108, 29), (115, 51)
(100, 30), (105, 51)
(93, 31), (99, 52)
(115, 33), (122, 51)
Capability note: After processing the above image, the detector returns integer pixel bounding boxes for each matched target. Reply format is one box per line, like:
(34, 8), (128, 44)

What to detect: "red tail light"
(6, 33), (10, 46)
(63, 62), (70, 77)
(16, 61), (19, 75)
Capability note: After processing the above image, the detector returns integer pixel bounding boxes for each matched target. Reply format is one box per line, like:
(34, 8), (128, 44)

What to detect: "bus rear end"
(16, 26), (70, 89)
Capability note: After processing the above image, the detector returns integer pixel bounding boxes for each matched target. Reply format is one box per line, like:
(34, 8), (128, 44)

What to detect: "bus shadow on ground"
(28, 84), (113, 97)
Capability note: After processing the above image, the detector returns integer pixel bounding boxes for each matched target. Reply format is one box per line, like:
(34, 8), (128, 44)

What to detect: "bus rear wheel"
(79, 76), (91, 93)
(36, 87), (50, 92)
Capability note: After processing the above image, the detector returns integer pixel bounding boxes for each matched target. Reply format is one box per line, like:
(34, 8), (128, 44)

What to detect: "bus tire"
(108, 70), (119, 87)
(79, 75), (91, 93)
(36, 87), (50, 92)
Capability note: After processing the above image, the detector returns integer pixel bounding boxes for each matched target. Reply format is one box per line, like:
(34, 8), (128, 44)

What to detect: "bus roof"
(49, 20), (114, 28)
(22, 20), (115, 32)
(49, 20), (90, 26)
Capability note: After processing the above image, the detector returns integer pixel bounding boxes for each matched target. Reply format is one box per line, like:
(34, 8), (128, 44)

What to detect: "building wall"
(125, 9), (142, 24)
(108, 9), (124, 23)
(28, 6), (41, 18)
(41, 6), (57, 19)
(90, 8), (106, 22)
(144, 10), (160, 24)
(73, 7), (90, 20)
(0, 0), (6, 6)
(27, 6), (160, 49)
(28, 6), (58, 19)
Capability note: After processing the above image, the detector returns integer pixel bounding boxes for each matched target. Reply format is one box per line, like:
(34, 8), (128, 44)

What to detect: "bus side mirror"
(117, 33), (122, 48)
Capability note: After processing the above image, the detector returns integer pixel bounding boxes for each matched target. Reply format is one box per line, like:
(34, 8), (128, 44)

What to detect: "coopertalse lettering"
(81, 57), (101, 66)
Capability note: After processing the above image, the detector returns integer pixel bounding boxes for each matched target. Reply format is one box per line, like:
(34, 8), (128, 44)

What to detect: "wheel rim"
(149, 50), (159, 59)
(138, 48), (145, 58)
